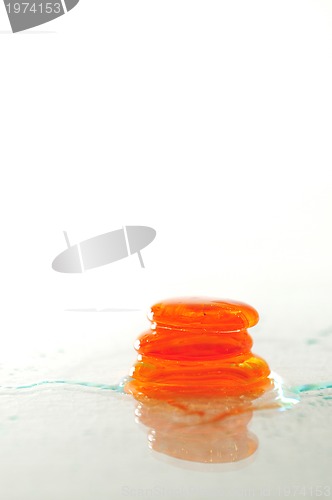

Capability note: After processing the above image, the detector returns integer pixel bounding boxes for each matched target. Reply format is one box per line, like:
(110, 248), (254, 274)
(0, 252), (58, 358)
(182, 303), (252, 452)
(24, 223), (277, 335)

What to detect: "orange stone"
(135, 328), (253, 361)
(149, 297), (259, 332)
(125, 297), (270, 402)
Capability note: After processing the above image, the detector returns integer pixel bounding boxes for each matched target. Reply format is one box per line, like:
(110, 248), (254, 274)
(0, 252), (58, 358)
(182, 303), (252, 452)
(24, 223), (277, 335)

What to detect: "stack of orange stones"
(125, 297), (271, 401)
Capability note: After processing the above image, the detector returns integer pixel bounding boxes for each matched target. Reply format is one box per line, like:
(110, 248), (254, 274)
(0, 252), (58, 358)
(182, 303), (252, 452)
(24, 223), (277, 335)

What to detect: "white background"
(1, 1), (332, 346)
(0, 2), (332, 499)
(0, 0), (331, 365)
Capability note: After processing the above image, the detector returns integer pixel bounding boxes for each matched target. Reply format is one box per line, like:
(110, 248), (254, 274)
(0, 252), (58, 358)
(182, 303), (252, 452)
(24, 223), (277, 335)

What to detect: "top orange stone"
(149, 297), (259, 332)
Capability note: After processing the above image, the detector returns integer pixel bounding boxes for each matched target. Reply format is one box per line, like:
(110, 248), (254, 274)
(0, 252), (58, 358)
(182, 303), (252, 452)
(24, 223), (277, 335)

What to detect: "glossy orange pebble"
(125, 298), (271, 401)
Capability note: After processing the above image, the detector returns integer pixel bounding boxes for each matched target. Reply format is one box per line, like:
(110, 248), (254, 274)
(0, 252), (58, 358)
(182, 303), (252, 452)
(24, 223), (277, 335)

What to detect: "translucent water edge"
(0, 373), (331, 409)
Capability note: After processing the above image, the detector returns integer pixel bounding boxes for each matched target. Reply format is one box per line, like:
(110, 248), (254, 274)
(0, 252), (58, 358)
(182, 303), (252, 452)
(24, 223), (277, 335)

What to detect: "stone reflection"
(134, 394), (261, 463)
